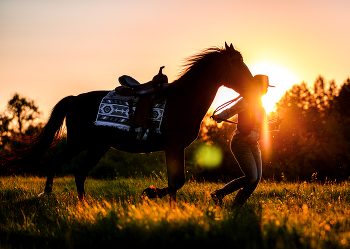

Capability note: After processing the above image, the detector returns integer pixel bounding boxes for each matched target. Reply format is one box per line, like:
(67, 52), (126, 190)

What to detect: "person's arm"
(212, 98), (247, 123)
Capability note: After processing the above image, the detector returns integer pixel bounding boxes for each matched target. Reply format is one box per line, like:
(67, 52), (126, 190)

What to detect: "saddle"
(117, 66), (169, 96)
(114, 67), (169, 141)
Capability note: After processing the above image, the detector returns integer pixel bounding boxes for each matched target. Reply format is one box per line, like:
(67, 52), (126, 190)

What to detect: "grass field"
(0, 175), (350, 249)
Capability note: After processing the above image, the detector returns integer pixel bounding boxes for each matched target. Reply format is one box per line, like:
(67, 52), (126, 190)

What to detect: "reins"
(211, 96), (283, 124)
(210, 95), (242, 124)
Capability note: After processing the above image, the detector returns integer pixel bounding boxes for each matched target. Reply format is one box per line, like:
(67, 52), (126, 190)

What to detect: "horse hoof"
(141, 186), (158, 199)
(38, 191), (48, 197)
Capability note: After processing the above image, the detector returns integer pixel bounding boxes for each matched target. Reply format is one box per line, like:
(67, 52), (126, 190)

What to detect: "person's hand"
(276, 116), (285, 126)
(211, 114), (224, 123)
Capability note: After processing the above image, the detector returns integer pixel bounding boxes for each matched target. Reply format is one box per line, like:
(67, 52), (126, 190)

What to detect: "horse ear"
(225, 42), (230, 50)
(230, 43), (234, 49)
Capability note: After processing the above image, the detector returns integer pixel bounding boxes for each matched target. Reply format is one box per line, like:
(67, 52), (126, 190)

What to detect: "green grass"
(1, 176), (350, 249)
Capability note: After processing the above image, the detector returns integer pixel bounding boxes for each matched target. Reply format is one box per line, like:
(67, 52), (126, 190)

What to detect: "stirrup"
(136, 129), (149, 141)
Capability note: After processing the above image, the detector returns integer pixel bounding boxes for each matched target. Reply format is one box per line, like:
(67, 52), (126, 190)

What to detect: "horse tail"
(0, 95), (76, 172)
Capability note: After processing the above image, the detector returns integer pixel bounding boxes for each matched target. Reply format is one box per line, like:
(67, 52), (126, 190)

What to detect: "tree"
(334, 78), (350, 117)
(0, 93), (41, 152)
(0, 114), (12, 149)
(314, 76), (327, 111)
(267, 83), (317, 180)
(6, 93), (41, 135)
(269, 77), (350, 181)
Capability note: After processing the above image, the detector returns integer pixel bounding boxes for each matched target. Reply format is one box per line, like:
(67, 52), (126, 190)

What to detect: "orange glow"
(212, 62), (301, 114)
(250, 61), (301, 113)
(0, 1), (349, 117)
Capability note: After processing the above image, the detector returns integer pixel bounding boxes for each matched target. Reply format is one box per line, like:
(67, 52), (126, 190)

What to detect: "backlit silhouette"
(1, 43), (257, 206)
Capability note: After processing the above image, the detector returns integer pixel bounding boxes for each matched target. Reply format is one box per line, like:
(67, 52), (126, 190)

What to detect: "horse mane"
(176, 47), (223, 79)
(163, 46), (242, 94)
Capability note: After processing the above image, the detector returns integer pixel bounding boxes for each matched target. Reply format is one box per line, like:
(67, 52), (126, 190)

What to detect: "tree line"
(198, 76), (350, 182)
(264, 76), (350, 181)
(1, 76), (350, 181)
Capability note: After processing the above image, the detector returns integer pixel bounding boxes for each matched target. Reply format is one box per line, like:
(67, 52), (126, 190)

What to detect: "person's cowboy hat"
(254, 74), (275, 89)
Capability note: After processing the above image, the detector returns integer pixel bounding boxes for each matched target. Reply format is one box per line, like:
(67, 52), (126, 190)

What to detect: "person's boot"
(210, 189), (226, 206)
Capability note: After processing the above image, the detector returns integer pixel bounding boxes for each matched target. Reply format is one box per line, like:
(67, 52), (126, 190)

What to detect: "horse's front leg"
(164, 144), (185, 208)
(141, 143), (185, 208)
(169, 189), (177, 208)
(142, 187), (176, 206)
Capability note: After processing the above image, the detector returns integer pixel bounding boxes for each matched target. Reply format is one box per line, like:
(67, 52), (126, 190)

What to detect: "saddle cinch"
(115, 66), (169, 141)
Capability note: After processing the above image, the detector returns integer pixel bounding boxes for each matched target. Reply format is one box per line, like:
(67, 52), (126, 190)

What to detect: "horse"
(0, 43), (258, 206)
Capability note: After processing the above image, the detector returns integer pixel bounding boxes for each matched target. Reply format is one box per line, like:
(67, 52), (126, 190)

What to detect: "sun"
(211, 61), (301, 114)
(250, 61), (301, 113)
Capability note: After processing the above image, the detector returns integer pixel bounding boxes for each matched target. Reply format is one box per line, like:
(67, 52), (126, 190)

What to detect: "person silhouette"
(211, 74), (284, 207)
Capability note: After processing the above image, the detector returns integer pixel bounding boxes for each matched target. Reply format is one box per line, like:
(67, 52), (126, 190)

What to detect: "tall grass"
(0, 176), (350, 248)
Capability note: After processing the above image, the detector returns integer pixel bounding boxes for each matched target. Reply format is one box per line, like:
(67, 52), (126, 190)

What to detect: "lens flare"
(195, 144), (223, 168)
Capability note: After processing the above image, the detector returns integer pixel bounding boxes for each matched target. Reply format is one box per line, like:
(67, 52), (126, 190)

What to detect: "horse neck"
(172, 72), (223, 120)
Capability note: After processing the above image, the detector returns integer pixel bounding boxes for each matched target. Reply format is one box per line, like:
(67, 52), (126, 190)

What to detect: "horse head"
(222, 42), (259, 102)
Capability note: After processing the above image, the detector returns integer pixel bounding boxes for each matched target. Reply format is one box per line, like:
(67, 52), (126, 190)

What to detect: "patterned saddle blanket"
(94, 90), (166, 134)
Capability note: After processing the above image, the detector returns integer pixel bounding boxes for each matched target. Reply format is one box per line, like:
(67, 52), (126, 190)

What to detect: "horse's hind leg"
(74, 145), (110, 200)
(39, 146), (82, 197)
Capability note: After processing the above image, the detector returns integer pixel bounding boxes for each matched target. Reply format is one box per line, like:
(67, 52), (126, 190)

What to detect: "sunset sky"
(1, 0), (349, 117)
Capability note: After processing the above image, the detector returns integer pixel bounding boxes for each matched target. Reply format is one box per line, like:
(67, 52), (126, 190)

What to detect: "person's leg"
(221, 138), (259, 193)
(232, 142), (262, 206)
(211, 137), (258, 205)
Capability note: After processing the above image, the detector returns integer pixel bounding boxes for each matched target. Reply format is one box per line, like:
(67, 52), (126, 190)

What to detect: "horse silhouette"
(1, 42), (258, 206)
